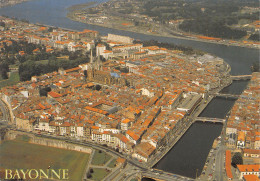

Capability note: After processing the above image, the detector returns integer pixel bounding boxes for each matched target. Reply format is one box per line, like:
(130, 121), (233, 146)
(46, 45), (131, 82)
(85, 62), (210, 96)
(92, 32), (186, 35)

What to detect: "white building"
(38, 119), (50, 132)
(76, 124), (84, 137)
(96, 44), (106, 57)
(141, 88), (155, 98)
(112, 44), (143, 52)
(121, 119), (131, 131)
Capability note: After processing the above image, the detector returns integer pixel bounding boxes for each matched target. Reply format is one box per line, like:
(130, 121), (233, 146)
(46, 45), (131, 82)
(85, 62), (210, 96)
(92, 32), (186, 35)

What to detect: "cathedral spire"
(97, 55), (103, 70)
(90, 49), (93, 64)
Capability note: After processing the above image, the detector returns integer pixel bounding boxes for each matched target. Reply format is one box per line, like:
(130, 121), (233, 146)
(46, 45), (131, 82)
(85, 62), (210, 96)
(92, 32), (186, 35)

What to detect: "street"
(0, 99), (11, 122)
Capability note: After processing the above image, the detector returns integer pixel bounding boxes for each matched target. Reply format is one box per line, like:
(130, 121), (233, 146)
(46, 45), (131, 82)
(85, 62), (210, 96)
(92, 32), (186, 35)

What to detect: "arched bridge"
(196, 117), (226, 123)
(213, 93), (239, 99)
(231, 75), (252, 80)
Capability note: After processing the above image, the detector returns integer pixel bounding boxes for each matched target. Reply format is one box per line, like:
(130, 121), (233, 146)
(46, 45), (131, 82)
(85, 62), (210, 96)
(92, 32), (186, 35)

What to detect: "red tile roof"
(225, 150), (233, 179)
(243, 174), (260, 181)
(48, 91), (62, 98)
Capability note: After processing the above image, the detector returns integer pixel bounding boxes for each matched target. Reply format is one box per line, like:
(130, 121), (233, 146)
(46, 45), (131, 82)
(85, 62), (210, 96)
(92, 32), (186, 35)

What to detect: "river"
(153, 80), (249, 179)
(0, 0), (258, 179)
(0, 0), (259, 75)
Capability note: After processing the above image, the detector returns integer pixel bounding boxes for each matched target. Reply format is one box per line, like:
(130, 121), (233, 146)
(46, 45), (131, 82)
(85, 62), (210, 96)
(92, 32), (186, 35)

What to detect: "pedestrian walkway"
(83, 149), (96, 180)
(84, 149), (120, 181)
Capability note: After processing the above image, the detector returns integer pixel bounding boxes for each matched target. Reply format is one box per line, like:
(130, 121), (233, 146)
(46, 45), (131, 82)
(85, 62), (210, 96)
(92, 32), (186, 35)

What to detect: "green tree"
(87, 172), (92, 178)
(48, 27), (54, 32)
(251, 61), (260, 72)
(89, 168), (94, 173)
(0, 22), (5, 27)
(1, 70), (8, 79)
(248, 33), (260, 42)
(231, 152), (243, 168)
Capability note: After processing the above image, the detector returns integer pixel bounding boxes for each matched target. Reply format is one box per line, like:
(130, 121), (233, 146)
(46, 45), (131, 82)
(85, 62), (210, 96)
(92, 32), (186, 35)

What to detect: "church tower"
(87, 49), (94, 80)
(94, 55), (103, 71)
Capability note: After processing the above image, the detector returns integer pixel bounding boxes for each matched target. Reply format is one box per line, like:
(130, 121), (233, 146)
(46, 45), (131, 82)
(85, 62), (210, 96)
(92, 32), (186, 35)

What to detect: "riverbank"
(0, 0), (31, 7)
(150, 73), (232, 165)
(152, 75), (249, 179)
(66, 2), (96, 12)
(1, 0), (259, 75)
(66, 9), (166, 37)
(66, 1), (260, 50)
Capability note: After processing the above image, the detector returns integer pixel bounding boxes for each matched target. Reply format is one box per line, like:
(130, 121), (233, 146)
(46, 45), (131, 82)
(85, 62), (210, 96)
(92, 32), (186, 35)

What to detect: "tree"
(84, 70), (88, 76)
(89, 168), (94, 173)
(248, 33), (260, 42)
(69, 52), (78, 60)
(93, 85), (102, 91)
(86, 172), (92, 178)
(44, 87), (51, 92)
(0, 62), (9, 79)
(39, 88), (48, 97)
(48, 27), (54, 32)
(0, 22), (5, 27)
(1, 70), (8, 79)
(231, 152), (243, 168)
(19, 71), (32, 81)
(17, 55), (26, 63)
(251, 61), (260, 72)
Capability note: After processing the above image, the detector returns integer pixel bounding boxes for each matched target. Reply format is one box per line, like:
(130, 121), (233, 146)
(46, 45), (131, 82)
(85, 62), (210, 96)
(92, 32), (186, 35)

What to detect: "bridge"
(149, 119), (194, 168)
(196, 117), (226, 123)
(213, 93), (239, 99)
(211, 93), (255, 100)
(231, 75), (252, 80)
(141, 169), (194, 181)
(142, 175), (165, 181)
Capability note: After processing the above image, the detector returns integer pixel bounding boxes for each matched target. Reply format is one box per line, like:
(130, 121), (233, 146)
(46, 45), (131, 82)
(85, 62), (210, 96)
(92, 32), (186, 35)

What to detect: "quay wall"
(5, 130), (92, 154)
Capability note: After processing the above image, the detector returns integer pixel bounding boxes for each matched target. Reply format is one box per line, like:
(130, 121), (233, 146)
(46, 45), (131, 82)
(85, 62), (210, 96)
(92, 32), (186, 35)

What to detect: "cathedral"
(87, 50), (127, 86)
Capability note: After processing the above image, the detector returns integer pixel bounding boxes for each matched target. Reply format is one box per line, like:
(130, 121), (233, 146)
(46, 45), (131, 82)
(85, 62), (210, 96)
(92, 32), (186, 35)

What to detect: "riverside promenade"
(149, 94), (215, 168)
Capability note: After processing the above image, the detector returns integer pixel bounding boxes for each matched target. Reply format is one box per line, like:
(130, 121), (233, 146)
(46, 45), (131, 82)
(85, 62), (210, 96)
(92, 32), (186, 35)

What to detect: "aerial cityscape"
(0, 0), (259, 181)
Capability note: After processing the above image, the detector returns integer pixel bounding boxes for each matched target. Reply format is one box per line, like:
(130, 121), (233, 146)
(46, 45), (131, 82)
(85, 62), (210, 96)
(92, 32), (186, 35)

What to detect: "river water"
(154, 122), (223, 178)
(0, 0), (259, 75)
(0, 0), (258, 179)
(152, 79), (249, 179)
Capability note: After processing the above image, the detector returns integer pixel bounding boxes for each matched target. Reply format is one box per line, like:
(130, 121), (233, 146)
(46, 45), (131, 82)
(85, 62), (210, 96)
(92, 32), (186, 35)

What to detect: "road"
(103, 164), (123, 181)
(119, 165), (194, 181)
(11, 129), (193, 181)
(149, 94), (215, 167)
(142, 170), (194, 181)
(61, 137), (193, 181)
(82, 149), (95, 180)
(0, 99), (11, 122)
(214, 144), (225, 181)
(3, 82), (231, 181)
(12, 129), (147, 169)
